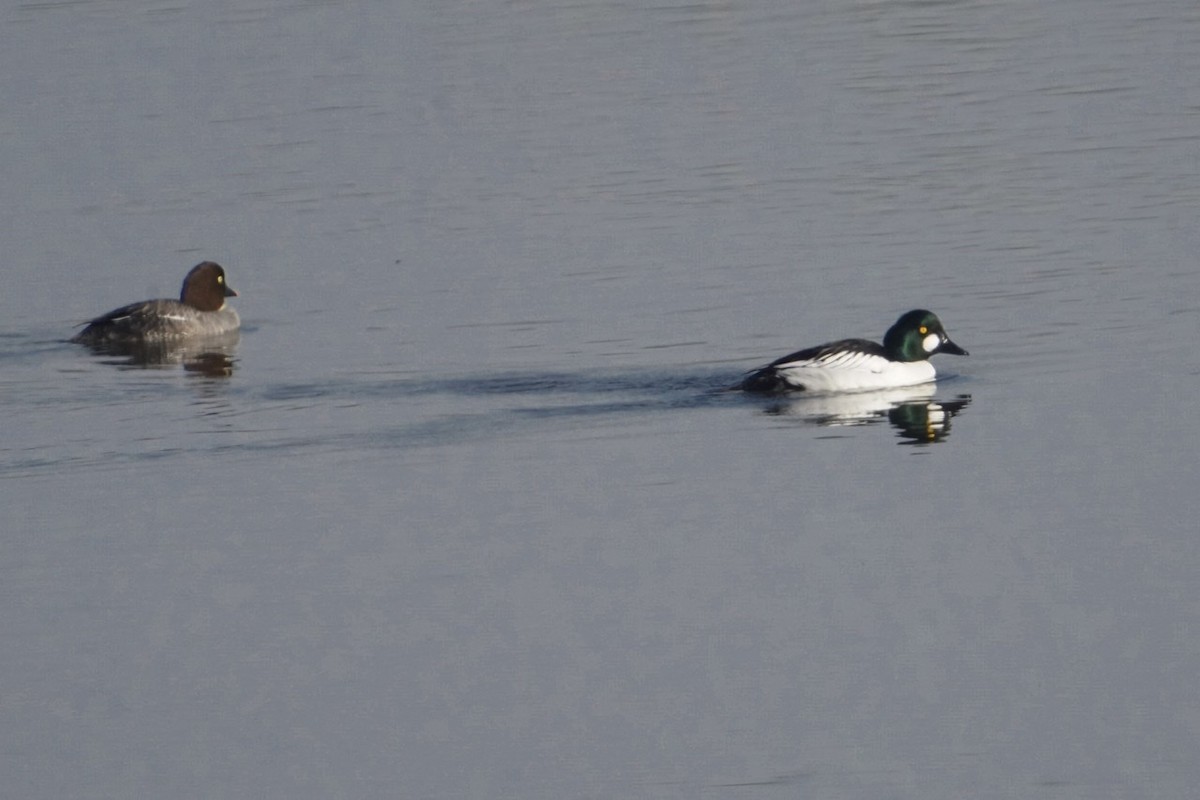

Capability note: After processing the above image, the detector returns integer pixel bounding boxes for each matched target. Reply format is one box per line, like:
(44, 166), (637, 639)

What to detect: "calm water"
(4, 1), (1200, 798)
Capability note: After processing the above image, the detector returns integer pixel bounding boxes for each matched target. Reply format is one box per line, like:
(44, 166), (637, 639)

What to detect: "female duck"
(72, 261), (239, 344)
(739, 309), (967, 394)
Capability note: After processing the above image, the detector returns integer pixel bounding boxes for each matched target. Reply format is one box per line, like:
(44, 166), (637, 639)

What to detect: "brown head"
(180, 261), (238, 311)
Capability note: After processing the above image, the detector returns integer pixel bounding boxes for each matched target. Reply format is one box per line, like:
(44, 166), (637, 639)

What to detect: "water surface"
(3, 1), (1200, 798)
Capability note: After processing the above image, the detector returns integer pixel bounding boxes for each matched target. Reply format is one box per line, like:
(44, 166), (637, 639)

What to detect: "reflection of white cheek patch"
(923, 333), (940, 352)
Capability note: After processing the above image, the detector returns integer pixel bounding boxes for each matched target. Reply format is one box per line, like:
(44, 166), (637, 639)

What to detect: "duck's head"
(180, 261), (238, 311)
(883, 309), (968, 362)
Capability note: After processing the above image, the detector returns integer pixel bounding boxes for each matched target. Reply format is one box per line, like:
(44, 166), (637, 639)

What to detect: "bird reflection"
(887, 395), (971, 444)
(75, 332), (239, 377)
(759, 384), (971, 443)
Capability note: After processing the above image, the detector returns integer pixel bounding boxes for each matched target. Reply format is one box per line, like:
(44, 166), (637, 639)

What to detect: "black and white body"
(739, 309), (968, 394)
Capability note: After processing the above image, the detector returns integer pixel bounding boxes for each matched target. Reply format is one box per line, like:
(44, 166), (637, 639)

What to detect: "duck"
(738, 309), (967, 394)
(71, 261), (240, 344)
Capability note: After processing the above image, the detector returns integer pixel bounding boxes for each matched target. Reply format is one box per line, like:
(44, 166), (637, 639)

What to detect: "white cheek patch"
(922, 332), (941, 353)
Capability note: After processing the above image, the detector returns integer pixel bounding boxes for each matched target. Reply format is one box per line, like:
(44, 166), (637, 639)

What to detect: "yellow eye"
(919, 325), (928, 334)
(217, 275), (224, 283)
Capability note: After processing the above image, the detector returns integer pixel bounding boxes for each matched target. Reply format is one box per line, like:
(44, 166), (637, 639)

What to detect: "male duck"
(739, 309), (967, 394)
(72, 261), (240, 344)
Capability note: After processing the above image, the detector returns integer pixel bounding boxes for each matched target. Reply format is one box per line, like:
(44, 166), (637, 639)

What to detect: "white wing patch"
(777, 349), (891, 373)
(773, 348), (935, 392)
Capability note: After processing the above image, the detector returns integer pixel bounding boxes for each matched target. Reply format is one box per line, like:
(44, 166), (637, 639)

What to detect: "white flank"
(774, 351), (936, 393)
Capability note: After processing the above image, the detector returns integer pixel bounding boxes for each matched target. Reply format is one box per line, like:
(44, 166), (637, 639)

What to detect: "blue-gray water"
(3, 1), (1200, 798)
